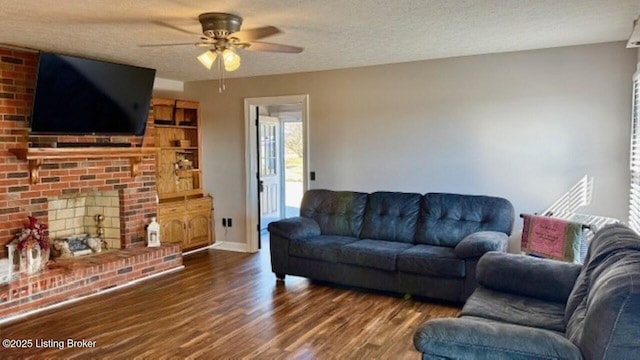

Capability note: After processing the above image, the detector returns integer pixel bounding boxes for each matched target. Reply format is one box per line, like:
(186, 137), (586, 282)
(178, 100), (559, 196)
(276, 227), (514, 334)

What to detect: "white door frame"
(244, 95), (310, 253)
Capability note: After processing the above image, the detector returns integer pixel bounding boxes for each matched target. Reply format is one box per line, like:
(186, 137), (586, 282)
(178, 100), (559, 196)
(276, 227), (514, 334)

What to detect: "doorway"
(258, 108), (305, 231)
(245, 95), (310, 253)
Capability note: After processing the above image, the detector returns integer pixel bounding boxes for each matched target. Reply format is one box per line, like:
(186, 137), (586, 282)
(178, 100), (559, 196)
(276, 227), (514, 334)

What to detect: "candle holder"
(95, 214), (107, 250)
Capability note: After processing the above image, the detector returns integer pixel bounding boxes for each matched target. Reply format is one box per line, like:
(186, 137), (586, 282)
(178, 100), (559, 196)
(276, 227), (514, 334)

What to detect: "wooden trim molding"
(9, 147), (158, 184)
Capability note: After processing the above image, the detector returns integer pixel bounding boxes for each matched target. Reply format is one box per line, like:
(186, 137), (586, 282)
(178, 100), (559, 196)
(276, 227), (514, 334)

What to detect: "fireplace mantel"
(9, 147), (159, 184)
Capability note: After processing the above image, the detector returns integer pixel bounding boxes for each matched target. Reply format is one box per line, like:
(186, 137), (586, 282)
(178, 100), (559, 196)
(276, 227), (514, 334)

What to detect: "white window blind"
(630, 71), (640, 232)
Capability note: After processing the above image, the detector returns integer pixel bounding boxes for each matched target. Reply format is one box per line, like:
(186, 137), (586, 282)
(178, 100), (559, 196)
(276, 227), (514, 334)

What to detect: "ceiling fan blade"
(151, 20), (201, 36)
(231, 26), (281, 42)
(139, 42), (197, 47)
(246, 41), (303, 53)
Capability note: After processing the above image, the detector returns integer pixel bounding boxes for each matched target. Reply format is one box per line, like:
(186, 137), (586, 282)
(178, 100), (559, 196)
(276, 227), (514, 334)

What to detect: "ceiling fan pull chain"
(218, 53), (223, 93)
(222, 60), (226, 91)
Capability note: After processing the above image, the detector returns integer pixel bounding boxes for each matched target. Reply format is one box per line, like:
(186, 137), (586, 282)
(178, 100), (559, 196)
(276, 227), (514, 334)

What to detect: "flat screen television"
(30, 52), (156, 136)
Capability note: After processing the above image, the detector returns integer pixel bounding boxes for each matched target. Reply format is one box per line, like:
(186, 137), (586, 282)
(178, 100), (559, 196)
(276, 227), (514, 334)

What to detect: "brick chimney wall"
(0, 48), (158, 257)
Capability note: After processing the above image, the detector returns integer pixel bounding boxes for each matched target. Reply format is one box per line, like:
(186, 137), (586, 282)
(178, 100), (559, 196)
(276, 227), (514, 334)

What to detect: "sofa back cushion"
(564, 224), (640, 359)
(415, 193), (514, 247)
(300, 189), (368, 237)
(360, 192), (421, 243)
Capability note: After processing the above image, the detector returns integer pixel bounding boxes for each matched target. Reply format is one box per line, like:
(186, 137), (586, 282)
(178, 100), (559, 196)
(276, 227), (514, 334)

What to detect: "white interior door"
(259, 115), (281, 228)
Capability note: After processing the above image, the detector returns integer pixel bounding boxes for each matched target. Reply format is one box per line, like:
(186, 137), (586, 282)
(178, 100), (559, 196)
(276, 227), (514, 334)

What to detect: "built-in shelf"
(158, 189), (203, 201)
(9, 147), (159, 184)
(159, 147), (198, 151)
(175, 169), (200, 178)
(153, 124), (198, 130)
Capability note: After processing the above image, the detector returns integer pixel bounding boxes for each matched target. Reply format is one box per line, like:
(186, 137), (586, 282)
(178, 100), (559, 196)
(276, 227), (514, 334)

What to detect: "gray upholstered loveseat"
(414, 223), (640, 359)
(268, 190), (514, 302)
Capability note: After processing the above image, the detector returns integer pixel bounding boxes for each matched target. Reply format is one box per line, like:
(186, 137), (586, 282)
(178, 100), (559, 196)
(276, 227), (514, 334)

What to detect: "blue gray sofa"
(414, 223), (640, 359)
(268, 190), (514, 302)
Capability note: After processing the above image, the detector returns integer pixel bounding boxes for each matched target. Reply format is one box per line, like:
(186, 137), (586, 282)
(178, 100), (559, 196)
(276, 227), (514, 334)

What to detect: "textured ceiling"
(0, 0), (638, 81)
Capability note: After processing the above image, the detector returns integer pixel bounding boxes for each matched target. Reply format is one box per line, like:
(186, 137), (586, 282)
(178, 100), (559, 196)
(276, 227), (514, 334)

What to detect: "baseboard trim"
(210, 241), (248, 253)
(182, 246), (212, 256)
(0, 265), (184, 326)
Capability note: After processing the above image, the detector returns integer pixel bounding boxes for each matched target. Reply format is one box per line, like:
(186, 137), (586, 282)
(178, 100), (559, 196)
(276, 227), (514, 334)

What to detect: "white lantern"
(147, 217), (160, 247)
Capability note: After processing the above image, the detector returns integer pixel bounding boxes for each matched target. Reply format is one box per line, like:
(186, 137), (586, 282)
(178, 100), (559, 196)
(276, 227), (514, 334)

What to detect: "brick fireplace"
(0, 48), (184, 320)
(0, 48), (158, 256)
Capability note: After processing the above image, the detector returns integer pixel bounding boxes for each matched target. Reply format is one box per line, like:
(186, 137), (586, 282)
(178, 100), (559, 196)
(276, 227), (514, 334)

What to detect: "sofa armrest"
(477, 252), (582, 303)
(454, 231), (508, 259)
(267, 217), (321, 240)
(413, 317), (582, 360)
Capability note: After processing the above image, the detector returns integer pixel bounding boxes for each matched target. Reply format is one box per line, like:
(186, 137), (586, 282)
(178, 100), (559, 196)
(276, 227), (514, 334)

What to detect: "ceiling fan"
(142, 12), (303, 91)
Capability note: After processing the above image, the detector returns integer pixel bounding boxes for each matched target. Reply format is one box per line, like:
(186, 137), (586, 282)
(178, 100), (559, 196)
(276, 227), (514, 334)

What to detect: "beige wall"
(152, 88), (184, 99)
(185, 42), (636, 250)
(153, 77), (184, 99)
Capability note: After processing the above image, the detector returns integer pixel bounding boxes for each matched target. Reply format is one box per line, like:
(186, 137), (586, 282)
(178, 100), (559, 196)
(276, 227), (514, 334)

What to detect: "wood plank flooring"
(1, 241), (460, 359)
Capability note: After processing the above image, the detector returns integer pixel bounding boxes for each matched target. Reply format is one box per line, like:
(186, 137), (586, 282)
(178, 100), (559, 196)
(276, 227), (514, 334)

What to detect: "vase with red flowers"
(13, 216), (50, 275)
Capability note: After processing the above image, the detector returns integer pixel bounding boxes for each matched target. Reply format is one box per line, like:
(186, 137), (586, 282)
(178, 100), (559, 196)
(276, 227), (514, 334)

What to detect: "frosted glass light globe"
(196, 50), (216, 70)
(222, 49), (241, 72)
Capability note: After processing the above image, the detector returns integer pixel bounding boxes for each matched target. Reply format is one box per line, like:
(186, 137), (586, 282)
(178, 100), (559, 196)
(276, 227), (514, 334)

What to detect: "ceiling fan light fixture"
(147, 11), (301, 92)
(222, 48), (241, 71)
(197, 50), (217, 69)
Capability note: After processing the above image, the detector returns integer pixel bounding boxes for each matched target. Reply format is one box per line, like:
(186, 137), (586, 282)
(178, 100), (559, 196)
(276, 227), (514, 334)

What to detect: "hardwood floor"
(1, 241), (460, 359)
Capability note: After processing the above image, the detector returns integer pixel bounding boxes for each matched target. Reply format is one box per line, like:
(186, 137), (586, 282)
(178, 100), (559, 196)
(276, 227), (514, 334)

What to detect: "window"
(630, 71), (640, 232)
(259, 123), (278, 177)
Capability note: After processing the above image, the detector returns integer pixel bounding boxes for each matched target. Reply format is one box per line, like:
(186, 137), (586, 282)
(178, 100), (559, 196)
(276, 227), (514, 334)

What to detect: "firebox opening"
(47, 190), (121, 251)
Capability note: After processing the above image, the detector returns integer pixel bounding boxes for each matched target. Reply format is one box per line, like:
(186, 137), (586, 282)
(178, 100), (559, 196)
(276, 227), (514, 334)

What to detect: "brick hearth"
(0, 245), (183, 319)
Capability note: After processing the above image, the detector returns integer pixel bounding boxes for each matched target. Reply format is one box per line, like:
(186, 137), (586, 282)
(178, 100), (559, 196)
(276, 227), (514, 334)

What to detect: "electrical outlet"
(228, 218), (232, 227)
(222, 218), (227, 227)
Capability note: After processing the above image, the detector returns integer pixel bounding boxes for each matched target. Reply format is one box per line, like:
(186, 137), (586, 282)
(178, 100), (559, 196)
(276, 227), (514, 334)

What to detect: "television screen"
(30, 52), (156, 136)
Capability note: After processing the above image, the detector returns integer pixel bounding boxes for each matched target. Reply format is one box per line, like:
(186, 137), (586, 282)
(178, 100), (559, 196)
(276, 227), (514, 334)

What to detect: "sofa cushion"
(414, 316), (582, 360)
(461, 286), (566, 332)
(338, 239), (413, 271)
(289, 235), (358, 263)
(397, 245), (466, 278)
(300, 190), (368, 237)
(416, 193), (514, 247)
(360, 192), (421, 243)
(565, 224), (640, 359)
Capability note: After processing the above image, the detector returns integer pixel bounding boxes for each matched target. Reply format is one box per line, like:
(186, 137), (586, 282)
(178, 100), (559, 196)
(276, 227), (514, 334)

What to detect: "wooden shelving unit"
(152, 98), (214, 251)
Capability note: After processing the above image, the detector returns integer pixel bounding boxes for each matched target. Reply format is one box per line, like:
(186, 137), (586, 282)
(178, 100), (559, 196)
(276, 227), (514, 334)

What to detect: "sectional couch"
(268, 190), (514, 302)
(413, 223), (640, 359)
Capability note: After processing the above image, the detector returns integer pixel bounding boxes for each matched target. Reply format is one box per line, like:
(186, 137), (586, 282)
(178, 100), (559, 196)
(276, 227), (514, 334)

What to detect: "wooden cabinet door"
(187, 211), (211, 247)
(157, 150), (177, 195)
(160, 216), (187, 245)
